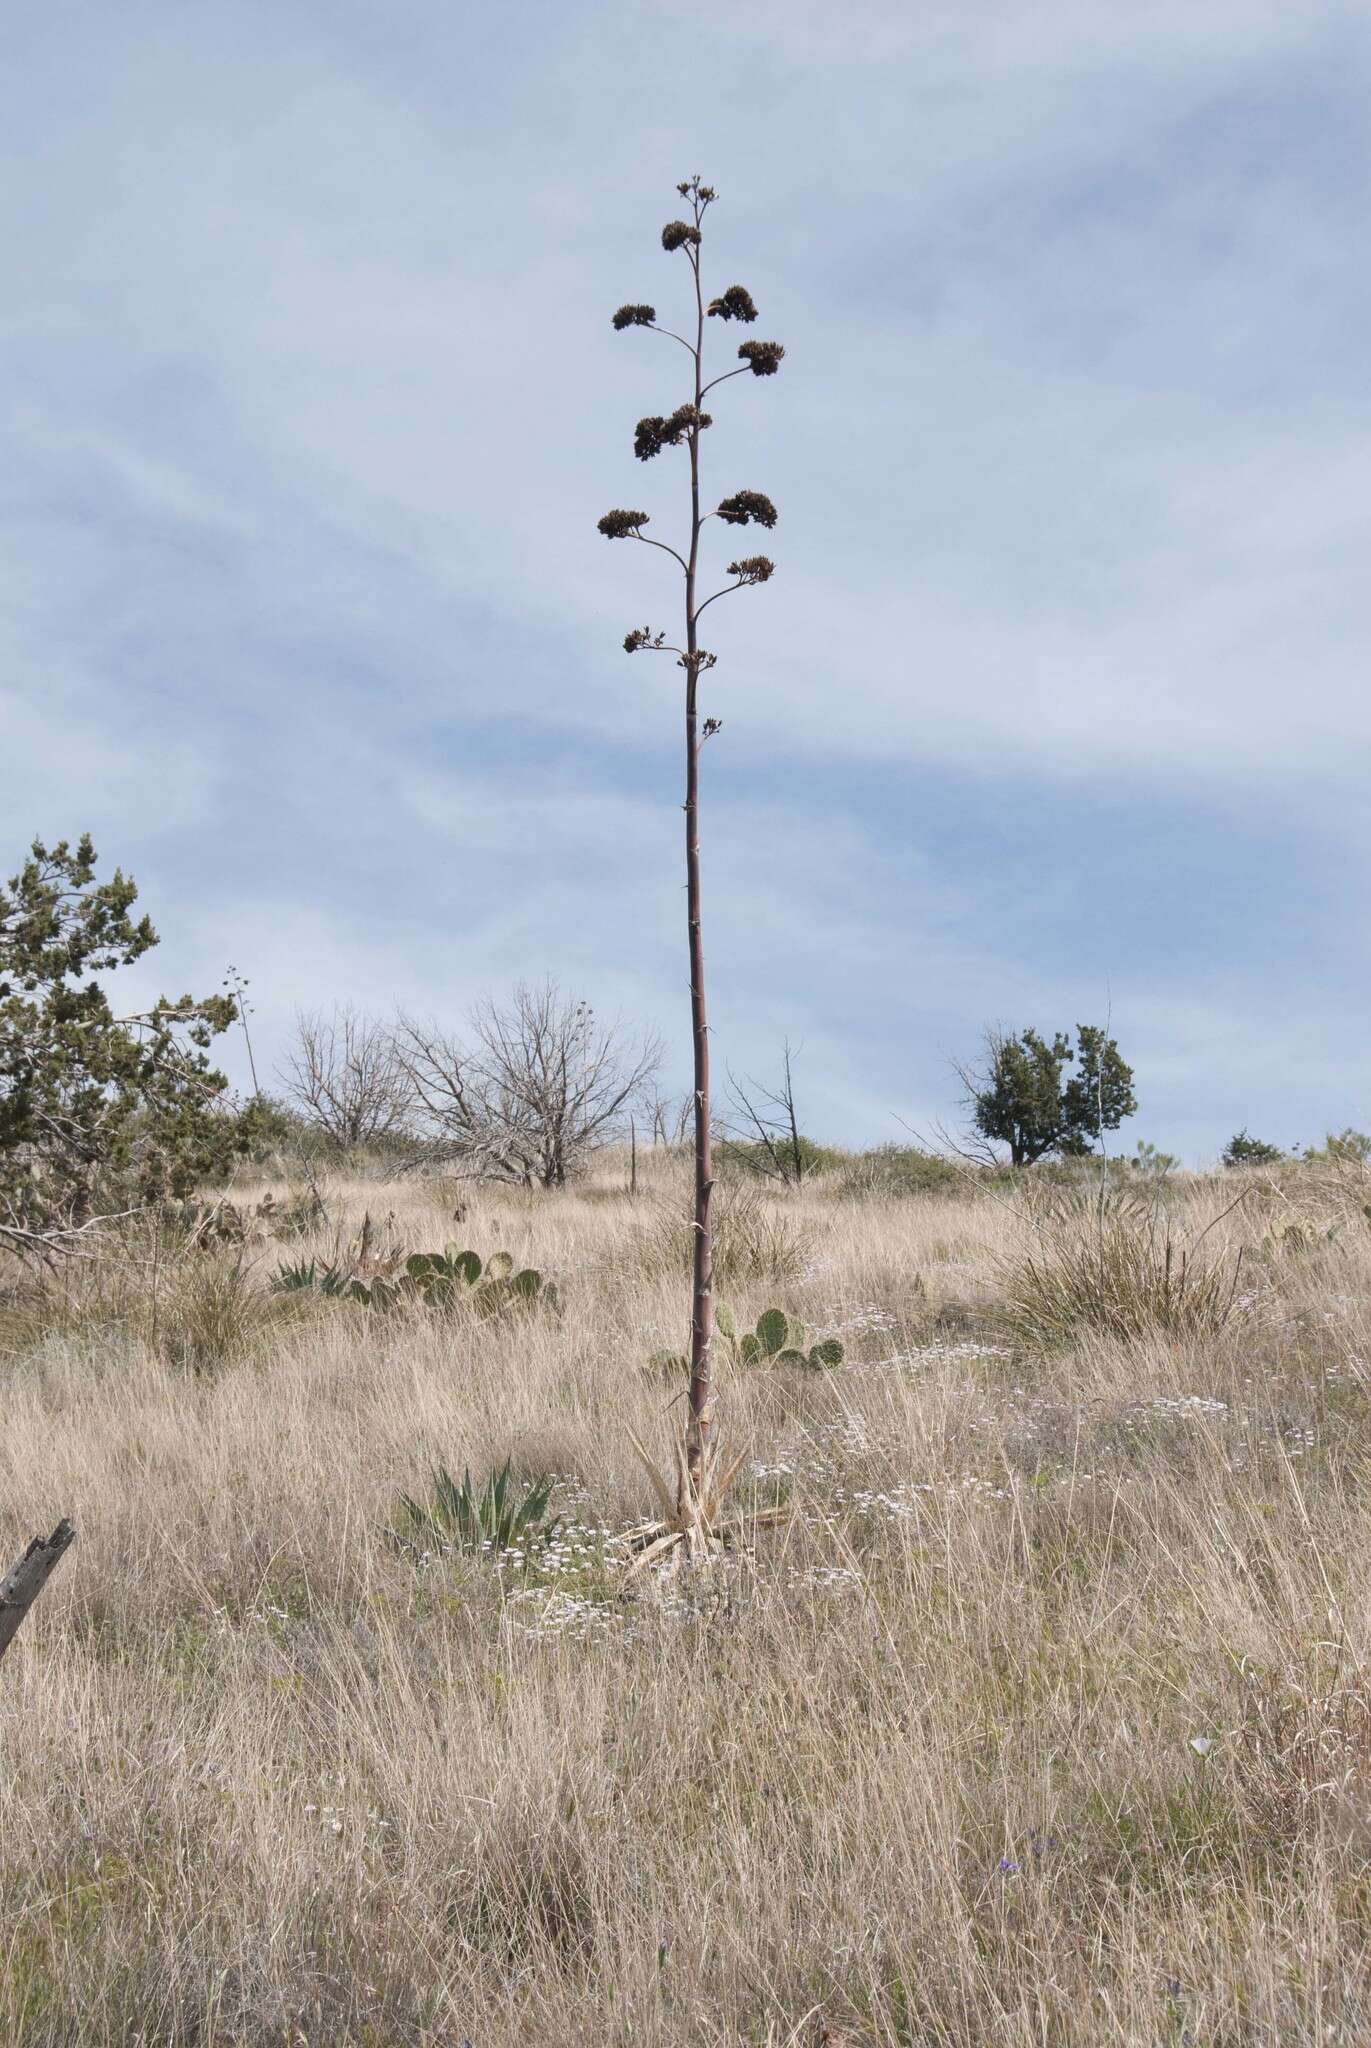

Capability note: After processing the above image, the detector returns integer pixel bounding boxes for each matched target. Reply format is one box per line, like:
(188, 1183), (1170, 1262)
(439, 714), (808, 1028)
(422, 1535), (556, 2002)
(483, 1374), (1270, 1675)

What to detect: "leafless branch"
(725, 1040), (809, 1187)
(277, 1007), (415, 1150)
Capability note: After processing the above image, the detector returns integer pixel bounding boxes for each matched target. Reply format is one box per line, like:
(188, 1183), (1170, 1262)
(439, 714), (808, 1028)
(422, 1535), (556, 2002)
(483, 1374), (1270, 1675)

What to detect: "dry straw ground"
(3, 1148), (1371, 2045)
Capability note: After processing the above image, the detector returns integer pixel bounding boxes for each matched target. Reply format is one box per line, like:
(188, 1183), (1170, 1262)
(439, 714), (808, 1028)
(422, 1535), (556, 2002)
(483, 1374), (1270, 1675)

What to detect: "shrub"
(1303, 1129), (1371, 1166)
(272, 1258), (350, 1297)
(1129, 1141), (1179, 1177)
(837, 1144), (961, 1199)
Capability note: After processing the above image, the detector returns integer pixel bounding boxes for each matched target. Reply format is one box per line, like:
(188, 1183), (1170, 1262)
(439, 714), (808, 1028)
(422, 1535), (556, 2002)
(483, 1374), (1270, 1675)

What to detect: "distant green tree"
(0, 835), (236, 1256)
(962, 1024), (1137, 1166)
(1221, 1129), (1284, 1168)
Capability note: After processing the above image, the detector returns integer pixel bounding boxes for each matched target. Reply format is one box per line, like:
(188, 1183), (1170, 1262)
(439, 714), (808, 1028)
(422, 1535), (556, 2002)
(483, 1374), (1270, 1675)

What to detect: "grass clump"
(999, 1189), (1247, 1348)
(0, 1239), (290, 1372)
(638, 1180), (812, 1284)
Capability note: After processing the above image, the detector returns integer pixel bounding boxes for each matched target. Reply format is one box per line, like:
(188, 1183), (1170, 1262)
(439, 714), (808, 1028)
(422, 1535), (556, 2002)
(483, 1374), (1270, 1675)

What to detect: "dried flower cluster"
(597, 508), (650, 540)
(738, 340), (785, 376)
(661, 220), (702, 252)
(623, 626), (668, 654)
(634, 405), (712, 462)
(707, 284), (758, 323)
(612, 303), (657, 331)
(726, 555), (775, 586)
(716, 489), (778, 529)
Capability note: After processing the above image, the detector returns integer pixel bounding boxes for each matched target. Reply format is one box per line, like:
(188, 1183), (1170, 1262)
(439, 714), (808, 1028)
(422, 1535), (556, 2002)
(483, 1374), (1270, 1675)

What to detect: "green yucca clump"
(392, 1459), (555, 1560)
(272, 1257), (350, 1296)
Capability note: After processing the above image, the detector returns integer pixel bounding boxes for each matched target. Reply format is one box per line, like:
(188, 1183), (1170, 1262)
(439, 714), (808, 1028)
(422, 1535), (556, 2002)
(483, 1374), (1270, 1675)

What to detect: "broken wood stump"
(0, 1521), (76, 1668)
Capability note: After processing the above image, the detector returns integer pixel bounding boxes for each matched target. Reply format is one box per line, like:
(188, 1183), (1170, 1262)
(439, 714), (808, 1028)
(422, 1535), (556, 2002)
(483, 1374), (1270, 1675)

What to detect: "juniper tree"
(0, 834), (237, 1256)
(960, 1024), (1137, 1167)
(598, 178), (783, 1515)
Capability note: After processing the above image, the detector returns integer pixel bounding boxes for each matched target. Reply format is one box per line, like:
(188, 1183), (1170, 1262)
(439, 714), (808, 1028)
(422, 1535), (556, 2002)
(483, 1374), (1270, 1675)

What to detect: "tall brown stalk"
(598, 178), (784, 1502)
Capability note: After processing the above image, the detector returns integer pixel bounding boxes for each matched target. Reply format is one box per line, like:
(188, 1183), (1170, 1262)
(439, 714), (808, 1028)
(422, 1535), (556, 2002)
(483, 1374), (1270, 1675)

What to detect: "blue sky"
(3, 0), (1368, 1160)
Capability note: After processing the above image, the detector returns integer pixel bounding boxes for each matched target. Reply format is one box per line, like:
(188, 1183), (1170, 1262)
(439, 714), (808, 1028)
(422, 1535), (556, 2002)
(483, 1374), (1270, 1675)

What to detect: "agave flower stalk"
(599, 177), (784, 1508)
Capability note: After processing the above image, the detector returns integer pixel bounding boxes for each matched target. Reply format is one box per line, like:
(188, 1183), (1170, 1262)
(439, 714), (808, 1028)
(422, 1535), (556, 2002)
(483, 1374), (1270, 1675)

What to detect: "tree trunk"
(0, 1521), (75, 1668)
(683, 227), (714, 1503)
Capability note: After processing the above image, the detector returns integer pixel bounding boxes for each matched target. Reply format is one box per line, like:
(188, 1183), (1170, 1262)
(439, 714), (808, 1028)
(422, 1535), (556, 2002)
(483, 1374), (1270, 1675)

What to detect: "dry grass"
(3, 1153), (1371, 2043)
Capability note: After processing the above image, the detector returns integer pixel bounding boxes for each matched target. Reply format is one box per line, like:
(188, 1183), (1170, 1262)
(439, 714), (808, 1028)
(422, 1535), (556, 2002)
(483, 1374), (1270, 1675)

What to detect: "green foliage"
(0, 834), (237, 1248)
(393, 1459), (555, 1559)
(1222, 1130), (1285, 1168)
(220, 1092), (312, 1166)
(969, 1024), (1136, 1166)
(717, 1301), (843, 1372)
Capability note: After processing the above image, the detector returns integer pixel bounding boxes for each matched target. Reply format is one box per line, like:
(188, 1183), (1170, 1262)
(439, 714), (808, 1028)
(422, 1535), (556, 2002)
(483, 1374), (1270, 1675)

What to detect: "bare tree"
(277, 1006), (414, 1150)
(727, 1040), (811, 1188)
(395, 981), (660, 1188)
(645, 1089), (693, 1148)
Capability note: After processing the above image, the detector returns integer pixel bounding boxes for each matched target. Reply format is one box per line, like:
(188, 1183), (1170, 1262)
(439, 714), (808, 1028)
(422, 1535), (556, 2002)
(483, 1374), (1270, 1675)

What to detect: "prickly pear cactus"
(717, 1304), (843, 1372)
(400, 1247), (556, 1318)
